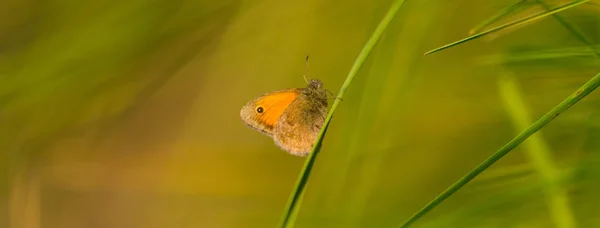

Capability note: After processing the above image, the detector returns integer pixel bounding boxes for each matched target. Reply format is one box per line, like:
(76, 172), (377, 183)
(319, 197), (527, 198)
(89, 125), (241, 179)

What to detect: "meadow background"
(1, 0), (599, 227)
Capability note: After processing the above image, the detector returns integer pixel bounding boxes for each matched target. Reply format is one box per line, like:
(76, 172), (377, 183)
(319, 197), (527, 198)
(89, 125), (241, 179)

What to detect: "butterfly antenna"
(303, 55), (310, 84)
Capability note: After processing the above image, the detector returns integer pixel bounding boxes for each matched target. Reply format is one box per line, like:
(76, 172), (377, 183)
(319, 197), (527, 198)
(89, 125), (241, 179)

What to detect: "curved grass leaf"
(399, 70), (600, 227)
(424, 0), (589, 55)
(277, 0), (408, 227)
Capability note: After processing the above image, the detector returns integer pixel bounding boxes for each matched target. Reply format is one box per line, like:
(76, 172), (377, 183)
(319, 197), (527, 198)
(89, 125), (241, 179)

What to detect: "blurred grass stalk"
(9, 168), (41, 228)
(498, 72), (575, 228)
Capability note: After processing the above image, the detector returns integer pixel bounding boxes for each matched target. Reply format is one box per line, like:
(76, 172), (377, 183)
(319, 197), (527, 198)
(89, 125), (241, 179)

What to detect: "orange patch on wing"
(255, 90), (298, 129)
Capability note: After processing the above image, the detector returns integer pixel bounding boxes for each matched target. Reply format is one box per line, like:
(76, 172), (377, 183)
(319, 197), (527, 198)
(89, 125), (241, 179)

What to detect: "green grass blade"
(498, 73), (576, 228)
(424, 0), (589, 55)
(277, 0), (408, 227)
(469, 0), (529, 35)
(399, 70), (600, 228)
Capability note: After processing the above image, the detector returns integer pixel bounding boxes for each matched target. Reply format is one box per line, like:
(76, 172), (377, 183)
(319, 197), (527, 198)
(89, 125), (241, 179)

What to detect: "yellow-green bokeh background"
(1, 0), (600, 227)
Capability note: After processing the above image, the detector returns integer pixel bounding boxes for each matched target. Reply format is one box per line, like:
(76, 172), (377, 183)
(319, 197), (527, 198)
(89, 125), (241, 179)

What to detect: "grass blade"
(424, 0), (589, 55)
(498, 73), (576, 228)
(469, 0), (530, 35)
(277, 0), (408, 227)
(399, 70), (600, 227)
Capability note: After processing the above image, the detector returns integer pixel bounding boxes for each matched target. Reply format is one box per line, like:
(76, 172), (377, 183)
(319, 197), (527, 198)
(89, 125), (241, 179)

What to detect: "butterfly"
(240, 79), (328, 156)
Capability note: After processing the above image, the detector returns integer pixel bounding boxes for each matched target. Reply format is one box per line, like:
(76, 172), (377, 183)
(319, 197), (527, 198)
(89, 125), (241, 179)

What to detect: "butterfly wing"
(240, 89), (300, 137)
(273, 90), (328, 156)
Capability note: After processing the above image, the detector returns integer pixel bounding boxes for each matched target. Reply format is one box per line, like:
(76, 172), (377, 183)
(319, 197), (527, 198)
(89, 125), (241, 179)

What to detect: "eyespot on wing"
(240, 89), (300, 135)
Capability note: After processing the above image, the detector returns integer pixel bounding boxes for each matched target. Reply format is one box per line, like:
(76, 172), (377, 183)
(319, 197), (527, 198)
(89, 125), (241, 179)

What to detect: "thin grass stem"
(424, 0), (589, 55)
(277, 0), (408, 227)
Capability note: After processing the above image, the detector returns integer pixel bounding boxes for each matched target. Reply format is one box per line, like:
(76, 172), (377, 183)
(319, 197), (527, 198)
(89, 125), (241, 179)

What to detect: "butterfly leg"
(326, 89), (343, 101)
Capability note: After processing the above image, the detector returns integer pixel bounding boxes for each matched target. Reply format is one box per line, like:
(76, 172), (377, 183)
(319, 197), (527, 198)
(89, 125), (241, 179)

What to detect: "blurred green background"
(1, 0), (599, 227)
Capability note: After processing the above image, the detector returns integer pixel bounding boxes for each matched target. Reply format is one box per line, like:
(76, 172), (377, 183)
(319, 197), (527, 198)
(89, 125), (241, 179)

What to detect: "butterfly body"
(240, 79), (328, 156)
